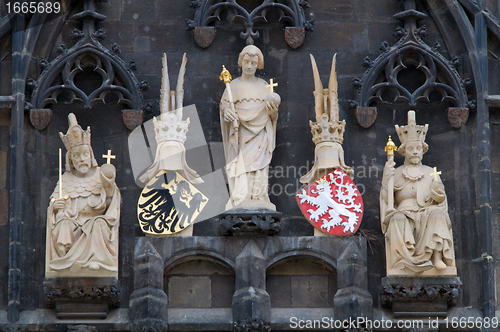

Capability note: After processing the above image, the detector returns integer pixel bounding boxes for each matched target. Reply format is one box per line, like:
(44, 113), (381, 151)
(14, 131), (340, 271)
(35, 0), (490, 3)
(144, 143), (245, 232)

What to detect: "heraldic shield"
(137, 170), (208, 235)
(296, 169), (364, 235)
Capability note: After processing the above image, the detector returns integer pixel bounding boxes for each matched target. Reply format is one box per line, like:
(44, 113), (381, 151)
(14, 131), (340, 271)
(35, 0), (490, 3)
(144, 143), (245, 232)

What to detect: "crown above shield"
(59, 113), (91, 150)
(395, 110), (428, 145)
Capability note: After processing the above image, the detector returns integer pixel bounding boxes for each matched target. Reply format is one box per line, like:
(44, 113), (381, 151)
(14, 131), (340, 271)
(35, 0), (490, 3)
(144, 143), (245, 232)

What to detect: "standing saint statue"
(46, 113), (121, 278)
(380, 111), (456, 276)
(220, 45), (280, 211)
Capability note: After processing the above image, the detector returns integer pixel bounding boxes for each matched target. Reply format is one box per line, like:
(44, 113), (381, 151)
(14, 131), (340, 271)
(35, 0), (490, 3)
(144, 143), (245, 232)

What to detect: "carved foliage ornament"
(351, 0), (471, 129)
(381, 282), (460, 308)
(187, 0), (314, 48)
(44, 284), (120, 308)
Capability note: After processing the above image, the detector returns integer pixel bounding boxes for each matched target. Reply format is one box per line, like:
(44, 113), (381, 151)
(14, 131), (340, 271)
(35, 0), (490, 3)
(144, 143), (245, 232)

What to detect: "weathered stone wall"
(0, 0), (495, 324)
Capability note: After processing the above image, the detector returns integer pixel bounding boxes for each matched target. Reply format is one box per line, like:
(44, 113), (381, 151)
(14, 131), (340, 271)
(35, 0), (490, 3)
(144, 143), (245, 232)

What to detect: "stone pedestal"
(381, 277), (461, 318)
(129, 238), (169, 332)
(232, 240), (271, 331)
(43, 277), (120, 319)
(220, 209), (281, 236)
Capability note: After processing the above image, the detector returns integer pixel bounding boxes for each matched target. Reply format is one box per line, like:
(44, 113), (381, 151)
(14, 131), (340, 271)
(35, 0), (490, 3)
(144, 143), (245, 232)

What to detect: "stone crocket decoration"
(138, 53), (202, 185)
(219, 45), (280, 211)
(380, 111), (456, 276)
(46, 113), (121, 278)
(300, 54), (353, 186)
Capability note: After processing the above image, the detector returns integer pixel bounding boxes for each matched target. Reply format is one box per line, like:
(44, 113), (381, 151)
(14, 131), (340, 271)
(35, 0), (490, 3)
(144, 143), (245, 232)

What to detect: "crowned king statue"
(380, 111), (456, 276)
(46, 113), (121, 278)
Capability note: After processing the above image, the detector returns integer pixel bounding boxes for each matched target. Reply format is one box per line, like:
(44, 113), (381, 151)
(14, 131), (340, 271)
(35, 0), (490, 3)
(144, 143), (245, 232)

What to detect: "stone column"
(129, 238), (168, 332)
(334, 239), (373, 321)
(232, 240), (271, 331)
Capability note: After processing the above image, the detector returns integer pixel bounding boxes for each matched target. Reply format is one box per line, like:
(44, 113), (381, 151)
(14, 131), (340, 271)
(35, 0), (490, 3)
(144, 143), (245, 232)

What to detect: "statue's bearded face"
(70, 145), (92, 174)
(241, 54), (258, 77)
(405, 141), (423, 165)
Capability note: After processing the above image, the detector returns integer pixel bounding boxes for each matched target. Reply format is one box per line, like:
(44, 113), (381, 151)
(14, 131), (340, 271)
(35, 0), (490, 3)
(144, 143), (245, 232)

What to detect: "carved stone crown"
(395, 110), (428, 144)
(154, 112), (190, 143)
(59, 113), (91, 150)
(310, 113), (345, 145)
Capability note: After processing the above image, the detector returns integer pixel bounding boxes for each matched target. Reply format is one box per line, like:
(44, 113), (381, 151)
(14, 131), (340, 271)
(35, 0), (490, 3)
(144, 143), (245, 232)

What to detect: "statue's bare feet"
(432, 252), (447, 270)
(88, 262), (100, 270)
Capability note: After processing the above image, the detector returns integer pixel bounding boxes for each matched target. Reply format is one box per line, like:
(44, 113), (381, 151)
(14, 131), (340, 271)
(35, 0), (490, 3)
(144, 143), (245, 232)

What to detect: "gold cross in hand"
(429, 167), (441, 181)
(266, 78), (278, 93)
(102, 149), (116, 164)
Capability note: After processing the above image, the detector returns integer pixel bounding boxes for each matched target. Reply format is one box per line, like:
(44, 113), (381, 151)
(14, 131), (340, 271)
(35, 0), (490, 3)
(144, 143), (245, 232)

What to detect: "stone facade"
(0, 0), (499, 331)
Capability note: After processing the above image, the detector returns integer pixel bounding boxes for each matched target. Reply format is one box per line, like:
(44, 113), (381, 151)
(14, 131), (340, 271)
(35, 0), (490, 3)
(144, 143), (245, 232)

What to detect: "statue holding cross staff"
(45, 113), (121, 278)
(380, 111), (456, 277)
(219, 45), (280, 211)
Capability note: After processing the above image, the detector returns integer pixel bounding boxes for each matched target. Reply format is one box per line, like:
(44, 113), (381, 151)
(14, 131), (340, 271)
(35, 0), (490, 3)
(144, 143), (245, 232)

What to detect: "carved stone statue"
(380, 111), (456, 276)
(138, 53), (202, 185)
(300, 53), (353, 186)
(220, 45), (280, 210)
(45, 113), (121, 278)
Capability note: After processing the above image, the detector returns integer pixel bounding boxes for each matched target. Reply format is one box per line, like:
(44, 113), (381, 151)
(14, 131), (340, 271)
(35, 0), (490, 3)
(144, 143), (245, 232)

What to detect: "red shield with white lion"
(296, 169), (364, 235)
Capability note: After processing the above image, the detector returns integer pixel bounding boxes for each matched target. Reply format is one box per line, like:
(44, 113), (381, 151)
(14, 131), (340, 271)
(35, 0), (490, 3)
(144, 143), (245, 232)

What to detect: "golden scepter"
(51, 148), (69, 203)
(384, 136), (397, 210)
(219, 65), (239, 132)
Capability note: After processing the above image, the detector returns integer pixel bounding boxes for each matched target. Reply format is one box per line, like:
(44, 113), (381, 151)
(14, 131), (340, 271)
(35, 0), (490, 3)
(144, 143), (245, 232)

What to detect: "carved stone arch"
(186, 0), (314, 49)
(352, 0), (470, 129)
(31, 45), (141, 110)
(28, 0), (146, 131)
(164, 251), (235, 272)
(266, 249), (337, 270)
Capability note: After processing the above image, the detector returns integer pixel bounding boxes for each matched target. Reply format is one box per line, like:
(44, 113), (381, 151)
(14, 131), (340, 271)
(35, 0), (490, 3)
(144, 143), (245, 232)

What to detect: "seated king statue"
(380, 111), (456, 277)
(45, 113), (121, 278)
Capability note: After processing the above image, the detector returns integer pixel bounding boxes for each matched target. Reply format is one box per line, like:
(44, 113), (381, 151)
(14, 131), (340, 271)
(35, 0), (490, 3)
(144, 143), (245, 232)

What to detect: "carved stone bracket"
(220, 209), (281, 236)
(187, 0), (314, 48)
(381, 277), (461, 318)
(234, 318), (271, 332)
(44, 278), (120, 319)
(29, 0), (145, 130)
(351, 0), (470, 129)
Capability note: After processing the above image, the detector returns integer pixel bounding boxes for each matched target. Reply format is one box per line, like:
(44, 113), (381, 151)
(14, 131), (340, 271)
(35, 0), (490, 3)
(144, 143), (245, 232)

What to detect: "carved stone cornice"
(67, 325), (99, 332)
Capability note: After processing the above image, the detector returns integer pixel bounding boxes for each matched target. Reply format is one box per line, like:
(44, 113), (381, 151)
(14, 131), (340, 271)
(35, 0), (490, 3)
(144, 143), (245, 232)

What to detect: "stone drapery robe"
(220, 77), (277, 210)
(46, 167), (120, 277)
(380, 165), (455, 275)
